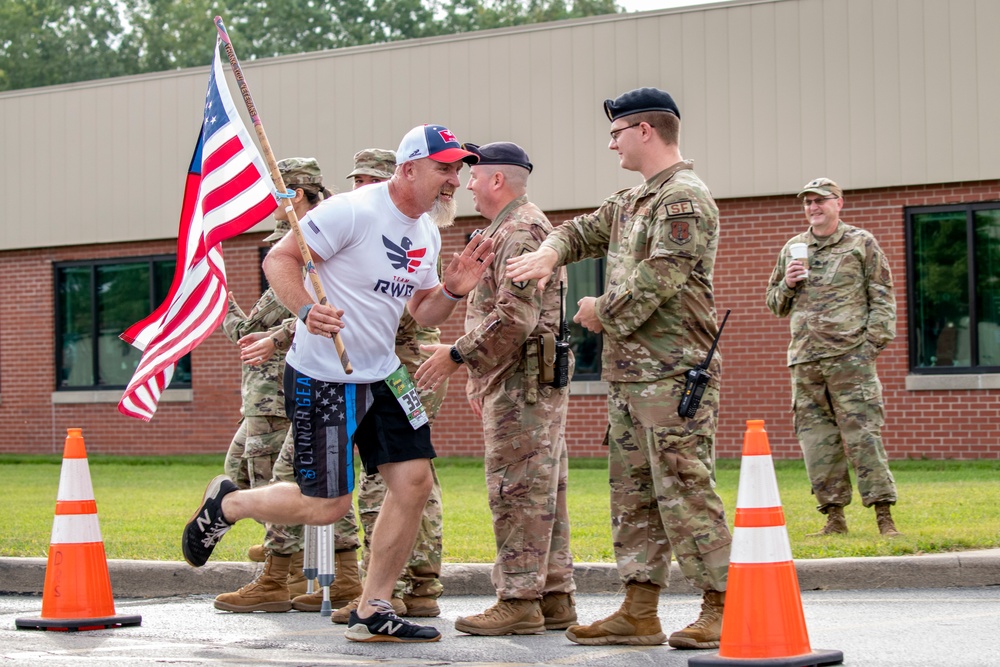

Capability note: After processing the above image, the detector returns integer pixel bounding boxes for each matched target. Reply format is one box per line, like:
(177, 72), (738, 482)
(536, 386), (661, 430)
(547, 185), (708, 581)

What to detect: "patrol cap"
(277, 157), (324, 185)
(346, 148), (396, 180)
(604, 87), (680, 122)
(797, 177), (843, 199)
(265, 158), (326, 242)
(396, 125), (479, 165)
(462, 142), (533, 174)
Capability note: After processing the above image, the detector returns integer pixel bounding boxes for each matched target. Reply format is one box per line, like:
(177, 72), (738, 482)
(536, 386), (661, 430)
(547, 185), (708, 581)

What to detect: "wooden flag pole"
(213, 16), (352, 374)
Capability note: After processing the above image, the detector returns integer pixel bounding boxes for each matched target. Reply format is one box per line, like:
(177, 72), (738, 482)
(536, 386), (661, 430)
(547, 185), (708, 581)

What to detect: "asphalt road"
(3, 588), (999, 667)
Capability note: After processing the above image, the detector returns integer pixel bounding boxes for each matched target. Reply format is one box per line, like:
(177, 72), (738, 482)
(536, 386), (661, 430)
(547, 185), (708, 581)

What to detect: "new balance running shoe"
(344, 599), (441, 643)
(182, 474), (237, 567)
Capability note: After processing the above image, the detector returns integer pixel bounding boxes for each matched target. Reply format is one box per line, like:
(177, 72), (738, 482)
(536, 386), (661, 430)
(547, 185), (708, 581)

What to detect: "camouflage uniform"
(354, 306), (447, 599)
(222, 289), (293, 491)
(765, 220), (897, 511)
(541, 161), (731, 593)
(459, 195), (575, 601)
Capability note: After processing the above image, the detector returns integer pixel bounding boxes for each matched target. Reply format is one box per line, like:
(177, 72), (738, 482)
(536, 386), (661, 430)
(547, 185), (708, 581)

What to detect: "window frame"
(565, 257), (605, 382)
(53, 255), (193, 391)
(905, 201), (1000, 375)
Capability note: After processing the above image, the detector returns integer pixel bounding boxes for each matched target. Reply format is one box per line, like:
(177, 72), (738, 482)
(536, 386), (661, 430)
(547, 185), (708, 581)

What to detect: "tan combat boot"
(540, 592), (577, 630)
(402, 579), (442, 617)
(292, 549), (364, 612)
(331, 595), (407, 624)
(668, 589), (725, 649)
(454, 598), (545, 636)
(286, 550), (307, 598)
(247, 544), (266, 562)
(214, 552), (292, 612)
(875, 503), (902, 537)
(565, 582), (665, 646)
(807, 506), (848, 536)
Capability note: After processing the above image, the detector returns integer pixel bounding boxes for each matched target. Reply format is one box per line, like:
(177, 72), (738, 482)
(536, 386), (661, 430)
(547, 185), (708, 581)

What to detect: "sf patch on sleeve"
(665, 200), (695, 246)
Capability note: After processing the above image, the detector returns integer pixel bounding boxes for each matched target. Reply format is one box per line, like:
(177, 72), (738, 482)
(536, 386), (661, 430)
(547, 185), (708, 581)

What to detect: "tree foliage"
(0, 0), (620, 92)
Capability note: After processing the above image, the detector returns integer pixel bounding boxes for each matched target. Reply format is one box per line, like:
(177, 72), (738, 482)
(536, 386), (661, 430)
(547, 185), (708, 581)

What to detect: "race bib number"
(384, 365), (428, 430)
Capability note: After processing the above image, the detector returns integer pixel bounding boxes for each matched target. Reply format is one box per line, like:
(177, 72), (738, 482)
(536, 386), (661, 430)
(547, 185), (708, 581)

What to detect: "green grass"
(1, 455), (997, 562)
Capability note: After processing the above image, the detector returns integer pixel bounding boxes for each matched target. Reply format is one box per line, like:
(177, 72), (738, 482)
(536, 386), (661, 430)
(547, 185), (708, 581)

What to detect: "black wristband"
(297, 303), (314, 323)
(449, 346), (465, 364)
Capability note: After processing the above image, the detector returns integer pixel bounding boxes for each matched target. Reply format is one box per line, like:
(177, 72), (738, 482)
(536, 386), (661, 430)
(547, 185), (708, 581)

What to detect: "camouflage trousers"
(482, 375), (575, 600)
(261, 428), (361, 556)
(790, 347), (897, 512)
(224, 416), (288, 491)
(607, 378), (731, 593)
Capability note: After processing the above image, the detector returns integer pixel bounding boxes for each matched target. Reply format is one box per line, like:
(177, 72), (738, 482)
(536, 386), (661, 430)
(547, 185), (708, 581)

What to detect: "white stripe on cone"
(56, 459), (96, 501)
(51, 514), (103, 544)
(735, 454), (782, 509)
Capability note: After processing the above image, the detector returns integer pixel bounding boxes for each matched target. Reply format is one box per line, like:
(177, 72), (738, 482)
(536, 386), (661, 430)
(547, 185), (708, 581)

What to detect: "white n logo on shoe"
(377, 620), (403, 635)
(195, 508), (212, 533)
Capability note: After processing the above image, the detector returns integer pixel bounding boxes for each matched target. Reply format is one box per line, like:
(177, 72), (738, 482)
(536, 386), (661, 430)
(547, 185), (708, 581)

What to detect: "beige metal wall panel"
(2, 0), (999, 251)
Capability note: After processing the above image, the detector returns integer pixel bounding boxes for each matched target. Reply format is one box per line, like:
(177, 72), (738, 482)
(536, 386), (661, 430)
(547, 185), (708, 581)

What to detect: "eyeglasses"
(609, 123), (643, 141)
(802, 195), (837, 207)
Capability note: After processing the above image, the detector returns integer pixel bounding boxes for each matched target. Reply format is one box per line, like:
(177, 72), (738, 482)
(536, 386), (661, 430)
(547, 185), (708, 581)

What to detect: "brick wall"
(2, 179), (998, 458)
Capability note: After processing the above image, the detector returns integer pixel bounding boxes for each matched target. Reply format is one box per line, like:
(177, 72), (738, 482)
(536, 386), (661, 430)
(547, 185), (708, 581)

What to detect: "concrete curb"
(2, 550), (999, 599)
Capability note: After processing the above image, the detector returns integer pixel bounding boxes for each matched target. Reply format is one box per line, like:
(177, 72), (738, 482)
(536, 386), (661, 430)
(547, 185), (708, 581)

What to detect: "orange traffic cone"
(690, 420), (842, 666)
(16, 428), (142, 632)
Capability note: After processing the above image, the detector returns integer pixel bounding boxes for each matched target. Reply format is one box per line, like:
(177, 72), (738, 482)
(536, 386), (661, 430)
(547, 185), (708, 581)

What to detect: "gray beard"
(429, 197), (457, 228)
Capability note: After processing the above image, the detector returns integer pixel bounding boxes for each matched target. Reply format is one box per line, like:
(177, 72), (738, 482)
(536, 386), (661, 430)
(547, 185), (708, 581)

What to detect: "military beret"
(462, 142), (533, 174)
(347, 148), (396, 180)
(603, 87), (680, 122)
(797, 177), (843, 198)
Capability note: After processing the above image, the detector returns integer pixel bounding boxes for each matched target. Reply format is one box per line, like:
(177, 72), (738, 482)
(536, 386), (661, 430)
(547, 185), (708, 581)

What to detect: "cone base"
(15, 614), (142, 632)
(688, 648), (844, 666)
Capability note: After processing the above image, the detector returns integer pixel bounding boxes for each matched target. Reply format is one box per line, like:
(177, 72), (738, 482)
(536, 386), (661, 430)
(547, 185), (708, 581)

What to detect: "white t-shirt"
(286, 182), (442, 383)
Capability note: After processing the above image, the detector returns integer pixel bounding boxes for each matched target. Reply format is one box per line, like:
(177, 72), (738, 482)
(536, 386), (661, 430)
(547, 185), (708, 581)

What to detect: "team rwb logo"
(438, 128), (457, 144)
(382, 235), (427, 273)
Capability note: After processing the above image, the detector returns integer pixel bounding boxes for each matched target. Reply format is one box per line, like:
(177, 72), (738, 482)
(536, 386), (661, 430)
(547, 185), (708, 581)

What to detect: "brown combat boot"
(292, 549), (364, 612)
(875, 503), (902, 537)
(286, 550), (307, 597)
(808, 506), (848, 536)
(331, 595), (407, 624)
(214, 552), (293, 612)
(402, 594), (441, 617)
(540, 592), (577, 630)
(247, 543), (266, 562)
(401, 579), (442, 617)
(565, 582), (665, 646)
(668, 590), (725, 649)
(454, 598), (545, 636)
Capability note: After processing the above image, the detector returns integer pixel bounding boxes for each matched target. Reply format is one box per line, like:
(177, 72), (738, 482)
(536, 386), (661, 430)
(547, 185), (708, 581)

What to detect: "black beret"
(462, 142), (533, 174)
(603, 87), (680, 122)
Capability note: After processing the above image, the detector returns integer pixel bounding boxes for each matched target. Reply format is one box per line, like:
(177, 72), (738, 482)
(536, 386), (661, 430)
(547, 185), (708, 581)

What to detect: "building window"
(55, 257), (192, 389)
(906, 203), (1000, 373)
(565, 258), (604, 381)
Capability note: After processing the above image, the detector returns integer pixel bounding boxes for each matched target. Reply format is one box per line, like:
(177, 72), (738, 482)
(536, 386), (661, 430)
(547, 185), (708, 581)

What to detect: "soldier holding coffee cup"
(765, 177), (901, 539)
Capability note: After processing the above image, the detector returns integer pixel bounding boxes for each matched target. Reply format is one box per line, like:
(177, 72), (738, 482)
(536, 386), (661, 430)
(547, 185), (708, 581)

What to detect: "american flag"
(118, 41), (277, 421)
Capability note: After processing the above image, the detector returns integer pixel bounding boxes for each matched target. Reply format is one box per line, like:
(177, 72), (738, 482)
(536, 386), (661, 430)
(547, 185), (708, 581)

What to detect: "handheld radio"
(678, 309), (731, 418)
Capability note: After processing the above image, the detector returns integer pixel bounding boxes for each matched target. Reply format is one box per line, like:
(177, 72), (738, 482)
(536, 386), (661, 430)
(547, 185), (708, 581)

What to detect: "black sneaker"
(345, 599), (441, 643)
(182, 475), (237, 567)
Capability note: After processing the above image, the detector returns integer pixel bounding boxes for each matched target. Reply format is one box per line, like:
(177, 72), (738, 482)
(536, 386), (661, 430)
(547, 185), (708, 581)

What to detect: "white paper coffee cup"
(789, 242), (809, 277)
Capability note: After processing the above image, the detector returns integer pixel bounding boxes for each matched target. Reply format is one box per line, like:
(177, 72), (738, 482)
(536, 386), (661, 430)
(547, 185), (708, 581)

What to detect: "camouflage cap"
(346, 148), (397, 180)
(263, 219), (291, 243)
(797, 177), (843, 198)
(277, 157), (324, 186)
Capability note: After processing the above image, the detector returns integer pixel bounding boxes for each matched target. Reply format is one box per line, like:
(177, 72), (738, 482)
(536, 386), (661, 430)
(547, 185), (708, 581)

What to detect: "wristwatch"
(297, 303), (314, 323)
(449, 346), (465, 364)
